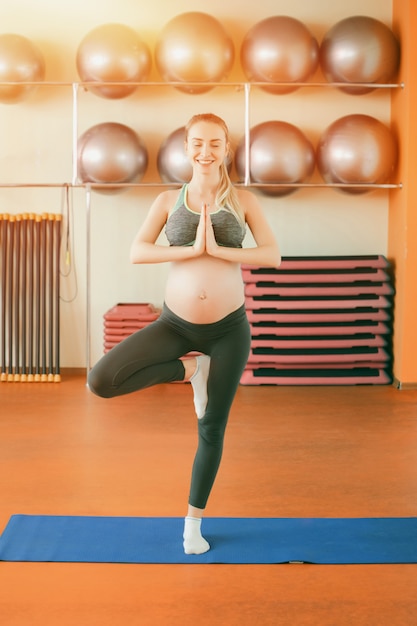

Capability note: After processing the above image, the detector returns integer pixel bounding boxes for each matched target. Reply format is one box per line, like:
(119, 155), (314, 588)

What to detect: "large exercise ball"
(157, 127), (191, 183)
(77, 122), (148, 193)
(235, 121), (316, 196)
(320, 16), (400, 94)
(155, 12), (234, 94)
(0, 34), (45, 104)
(76, 23), (151, 99)
(241, 16), (319, 94)
(316, 114), (398, 193)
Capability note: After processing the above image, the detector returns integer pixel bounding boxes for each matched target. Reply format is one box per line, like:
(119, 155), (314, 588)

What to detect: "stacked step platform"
(103, 303), (160, 353)
(241, 255), (394, 386)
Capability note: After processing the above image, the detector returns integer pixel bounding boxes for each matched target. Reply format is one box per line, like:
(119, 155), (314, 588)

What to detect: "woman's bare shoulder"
(159, 187), (182, 201)
(151, 187), (182, 210)
(235, 187), (261, 209)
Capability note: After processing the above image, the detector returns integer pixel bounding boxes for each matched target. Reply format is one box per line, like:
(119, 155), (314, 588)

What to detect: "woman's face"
(185, 121), (229, 173)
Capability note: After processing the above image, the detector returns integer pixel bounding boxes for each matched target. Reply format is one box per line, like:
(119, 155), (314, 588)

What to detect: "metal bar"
(13, 216), (21, 380)
(27, 215), (35, 381)
(244, 83), (251, 186)
(0, 215), (8, 381)
(0, 182), (404, 189)
(54, 215), (61, 382)
(6, 216), (15, 381)
(0, 80), (406, 88)
(85, 185), (92, 376)
(20, 215), (28, 381)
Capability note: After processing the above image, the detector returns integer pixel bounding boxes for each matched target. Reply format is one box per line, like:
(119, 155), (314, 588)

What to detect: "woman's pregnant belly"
(164, 256), (245, 323)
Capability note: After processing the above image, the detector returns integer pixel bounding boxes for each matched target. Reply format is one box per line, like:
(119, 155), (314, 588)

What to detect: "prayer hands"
(194, 203), (217, 256)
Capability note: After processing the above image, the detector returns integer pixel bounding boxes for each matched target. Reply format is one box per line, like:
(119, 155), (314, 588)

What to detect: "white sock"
(183, 516), (210, 555)
(190, 354), (211, 419)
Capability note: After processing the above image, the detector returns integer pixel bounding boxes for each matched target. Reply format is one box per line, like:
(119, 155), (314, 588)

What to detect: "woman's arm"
(129, 191), (203, 264)
(206, 189), (281, 267)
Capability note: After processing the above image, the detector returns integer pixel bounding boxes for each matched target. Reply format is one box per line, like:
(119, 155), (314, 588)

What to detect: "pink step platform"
(241, 256), (394, 386)
(103, 303), (160, 353)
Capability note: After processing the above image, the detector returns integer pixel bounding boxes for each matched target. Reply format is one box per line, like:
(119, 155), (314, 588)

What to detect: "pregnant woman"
(88, 112), (281, 554)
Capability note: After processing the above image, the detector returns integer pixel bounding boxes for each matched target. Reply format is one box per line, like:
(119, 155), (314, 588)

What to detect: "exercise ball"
(320, 16), (400, 94)
(317, 114), (398, 193)
(241, 16), (319, 94)
(157, 127), (191, 183)
(77, 122), (148, 193)
(76, 23), (151, 99)
(155, 12), (234, 94)
(0, 34), (45, 104)
(235, 121), (316, 196)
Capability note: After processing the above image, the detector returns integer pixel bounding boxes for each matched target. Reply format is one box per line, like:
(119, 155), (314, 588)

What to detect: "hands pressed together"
(193, 203), (218, 257)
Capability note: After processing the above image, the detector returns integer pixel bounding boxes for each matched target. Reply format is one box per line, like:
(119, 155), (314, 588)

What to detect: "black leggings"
(88, 303), (251, 509)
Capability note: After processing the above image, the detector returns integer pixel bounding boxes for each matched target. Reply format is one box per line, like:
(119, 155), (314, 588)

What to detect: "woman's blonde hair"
(185, 113), (244, 224)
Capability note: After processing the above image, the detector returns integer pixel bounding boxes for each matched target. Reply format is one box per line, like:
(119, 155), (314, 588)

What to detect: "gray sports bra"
(165, 184), (246, 248)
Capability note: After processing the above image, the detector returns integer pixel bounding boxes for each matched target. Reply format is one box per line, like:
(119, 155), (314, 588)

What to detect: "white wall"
(1, 0), (395, 367)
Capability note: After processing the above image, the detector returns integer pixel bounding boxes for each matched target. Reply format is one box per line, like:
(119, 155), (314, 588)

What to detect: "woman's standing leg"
(183, 308), (251, 554)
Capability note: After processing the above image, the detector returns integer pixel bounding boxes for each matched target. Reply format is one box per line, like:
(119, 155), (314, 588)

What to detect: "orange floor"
(1, 374), (417, 625)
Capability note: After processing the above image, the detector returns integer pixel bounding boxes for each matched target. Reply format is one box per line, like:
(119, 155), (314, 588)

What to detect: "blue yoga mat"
(0, 515), (416, 564)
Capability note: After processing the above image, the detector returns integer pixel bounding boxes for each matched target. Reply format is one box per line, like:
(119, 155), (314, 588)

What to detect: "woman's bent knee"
(87, 368), (114, 398)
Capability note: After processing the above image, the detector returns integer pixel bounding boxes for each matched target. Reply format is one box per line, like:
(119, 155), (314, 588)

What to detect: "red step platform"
(103, 303), (160, 353)
(241, 256), (394, 386)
